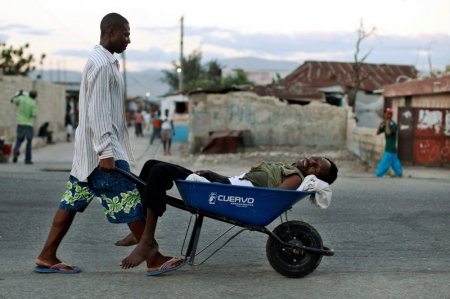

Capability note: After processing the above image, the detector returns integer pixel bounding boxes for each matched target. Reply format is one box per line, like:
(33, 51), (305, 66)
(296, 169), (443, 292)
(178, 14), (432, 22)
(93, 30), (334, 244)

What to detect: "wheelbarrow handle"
(115, 167), (147, 187)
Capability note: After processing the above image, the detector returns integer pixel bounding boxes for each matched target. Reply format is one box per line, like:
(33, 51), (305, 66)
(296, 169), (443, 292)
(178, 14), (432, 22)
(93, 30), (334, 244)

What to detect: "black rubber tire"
(266, 220), (323, 278)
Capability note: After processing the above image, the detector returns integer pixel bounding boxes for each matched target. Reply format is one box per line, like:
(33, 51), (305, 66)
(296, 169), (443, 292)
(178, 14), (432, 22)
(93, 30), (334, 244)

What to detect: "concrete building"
(159, 93), (189, 142)
(0, 75), (66, 148)
(187, 90), (347, 153)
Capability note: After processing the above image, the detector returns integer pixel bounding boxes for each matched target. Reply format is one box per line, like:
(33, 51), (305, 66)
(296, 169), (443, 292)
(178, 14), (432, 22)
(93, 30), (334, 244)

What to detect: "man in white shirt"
(33, 13), (181, 274)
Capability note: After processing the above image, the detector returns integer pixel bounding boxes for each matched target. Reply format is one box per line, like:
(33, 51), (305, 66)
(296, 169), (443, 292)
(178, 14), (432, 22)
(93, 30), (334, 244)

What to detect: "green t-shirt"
(12, 95), (37, 126)
(380, 121), (398, 153)
(242, 161), (303, 188)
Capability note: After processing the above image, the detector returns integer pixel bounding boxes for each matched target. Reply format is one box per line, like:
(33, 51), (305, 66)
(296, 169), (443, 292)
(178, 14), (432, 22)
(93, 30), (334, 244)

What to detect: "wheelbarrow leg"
(185, 214), (204, 264)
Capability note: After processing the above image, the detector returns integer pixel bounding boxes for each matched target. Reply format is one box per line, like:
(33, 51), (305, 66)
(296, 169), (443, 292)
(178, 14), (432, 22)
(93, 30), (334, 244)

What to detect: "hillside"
(29, 57), (299, 98)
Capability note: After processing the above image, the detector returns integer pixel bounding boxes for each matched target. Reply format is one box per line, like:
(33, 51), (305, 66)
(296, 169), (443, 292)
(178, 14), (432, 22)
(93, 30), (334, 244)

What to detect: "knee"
(143, 159), (160, 168)
(141, 160), (159, 173)
(149, 164), (174, 189)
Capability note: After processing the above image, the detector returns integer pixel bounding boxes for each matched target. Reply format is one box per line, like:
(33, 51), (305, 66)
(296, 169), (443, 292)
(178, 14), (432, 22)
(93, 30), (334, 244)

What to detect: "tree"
(160, 50), (253, 93)
(348, 20), (376, 110)
(0, 43), (46, 76)
(161, 50), (203, 92)
(205, 59), (222, 86)
(271, 73), (282, 84)
(220, 69), (253, 88)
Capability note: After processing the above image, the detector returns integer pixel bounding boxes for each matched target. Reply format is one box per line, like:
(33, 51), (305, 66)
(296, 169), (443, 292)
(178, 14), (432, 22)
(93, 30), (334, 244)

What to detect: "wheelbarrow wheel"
(266, 220), (323, 278)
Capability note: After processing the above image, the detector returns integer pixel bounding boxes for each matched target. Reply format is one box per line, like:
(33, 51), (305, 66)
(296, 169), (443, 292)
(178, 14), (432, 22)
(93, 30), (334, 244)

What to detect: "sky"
(1, 0), (450, 74)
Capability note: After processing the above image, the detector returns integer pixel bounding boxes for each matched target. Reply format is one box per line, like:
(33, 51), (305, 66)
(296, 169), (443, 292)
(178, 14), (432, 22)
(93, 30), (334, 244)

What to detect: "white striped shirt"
(71, 45), (135, 182)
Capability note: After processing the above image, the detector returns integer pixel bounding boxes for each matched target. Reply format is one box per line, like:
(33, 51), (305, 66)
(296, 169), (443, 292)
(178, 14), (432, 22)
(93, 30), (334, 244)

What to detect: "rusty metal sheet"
(414, 138), (442, 165)
(398, 107), (414, 163)
(415, 109), (443, 137)
(441, 138), (450, 164)
(201, 131), (245, 154)
(399, 107), (450, 166)
(444, 110), (450, 137)
(283, 61), (417, 92)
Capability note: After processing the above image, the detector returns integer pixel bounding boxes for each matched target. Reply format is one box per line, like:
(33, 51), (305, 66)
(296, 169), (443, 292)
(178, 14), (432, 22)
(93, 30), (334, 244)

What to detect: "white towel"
(297, 175), (332, 209)
(185, 173), (211, 183)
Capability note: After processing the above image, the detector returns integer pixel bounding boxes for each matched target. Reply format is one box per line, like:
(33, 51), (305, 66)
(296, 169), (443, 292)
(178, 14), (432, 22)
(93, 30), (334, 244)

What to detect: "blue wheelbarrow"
(116, 168), (334, 278)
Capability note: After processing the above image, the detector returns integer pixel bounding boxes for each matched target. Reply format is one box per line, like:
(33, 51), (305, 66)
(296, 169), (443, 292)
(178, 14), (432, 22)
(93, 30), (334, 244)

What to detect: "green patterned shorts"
(59, 160), (144, 224)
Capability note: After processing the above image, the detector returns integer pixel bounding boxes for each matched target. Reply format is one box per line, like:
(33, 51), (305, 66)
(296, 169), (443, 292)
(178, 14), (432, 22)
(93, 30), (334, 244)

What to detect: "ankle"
(148, 238), (158, 247)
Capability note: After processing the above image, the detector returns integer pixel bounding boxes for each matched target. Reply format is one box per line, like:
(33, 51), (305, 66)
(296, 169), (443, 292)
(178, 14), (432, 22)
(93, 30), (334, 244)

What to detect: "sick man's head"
(295, 156), (338, 184)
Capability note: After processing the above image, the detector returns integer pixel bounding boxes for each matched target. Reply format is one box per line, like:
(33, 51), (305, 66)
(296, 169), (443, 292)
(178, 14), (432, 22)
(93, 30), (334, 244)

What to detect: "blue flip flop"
(146, 258), (188, 276)
(34, 263), (81, 274)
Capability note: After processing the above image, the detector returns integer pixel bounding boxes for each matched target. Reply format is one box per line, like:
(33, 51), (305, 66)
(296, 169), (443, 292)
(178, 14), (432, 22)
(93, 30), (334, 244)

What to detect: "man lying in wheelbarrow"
(119, 157), (338, 275)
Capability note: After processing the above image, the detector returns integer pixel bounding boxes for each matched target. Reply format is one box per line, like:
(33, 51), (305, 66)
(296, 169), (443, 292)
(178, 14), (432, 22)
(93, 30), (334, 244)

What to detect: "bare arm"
(385, 121), (392, 136)
(376, 121), (385, 135)
(277, 174), (302, 190)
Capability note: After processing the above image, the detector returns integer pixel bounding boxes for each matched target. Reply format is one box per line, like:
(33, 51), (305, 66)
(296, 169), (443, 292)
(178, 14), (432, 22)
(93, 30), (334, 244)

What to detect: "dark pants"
(138, 160), (193, 217)
(138, 160), (230, 217)
(135, 123), (143, 136)
(13, 125), (33, 162)
(150, 128), (161, 144)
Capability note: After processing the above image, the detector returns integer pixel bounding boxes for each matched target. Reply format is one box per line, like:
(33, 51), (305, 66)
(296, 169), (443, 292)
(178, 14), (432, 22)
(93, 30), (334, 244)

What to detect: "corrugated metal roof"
(187, 84), (326, 102)
(187, 86), (248, 95)
(282, 61), (417, 92)
(250, 84), (325, 101)
(384, 75), (450, 97)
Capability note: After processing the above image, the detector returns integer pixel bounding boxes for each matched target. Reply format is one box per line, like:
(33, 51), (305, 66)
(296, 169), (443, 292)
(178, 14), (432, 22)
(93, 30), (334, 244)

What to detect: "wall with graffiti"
(398, 107), (450, 166)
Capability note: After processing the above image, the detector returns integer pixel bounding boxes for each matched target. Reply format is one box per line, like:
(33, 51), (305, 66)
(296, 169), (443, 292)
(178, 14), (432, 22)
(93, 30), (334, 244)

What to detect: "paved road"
(0, 142), (449, 299)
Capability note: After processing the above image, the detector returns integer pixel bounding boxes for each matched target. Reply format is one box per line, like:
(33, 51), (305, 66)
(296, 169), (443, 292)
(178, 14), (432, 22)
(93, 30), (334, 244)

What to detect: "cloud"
(138, 25), (178, 33)
(54, 49), (91, 57)
(188, 27), (450, 70)
(127, 48), (177, 63)
(186, 27), (353, 54)
(0, 24), (29, 31)
(51, 25), (450, 72)
(0, 24), (50, 37)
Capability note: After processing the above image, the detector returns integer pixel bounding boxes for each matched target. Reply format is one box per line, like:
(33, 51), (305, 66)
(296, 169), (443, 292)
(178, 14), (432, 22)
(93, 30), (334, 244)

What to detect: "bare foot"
(121, 239), (158, 269)
(114, 233), (138, 246)
(147, 253), (176, 268)
(35, 256), (62, 268)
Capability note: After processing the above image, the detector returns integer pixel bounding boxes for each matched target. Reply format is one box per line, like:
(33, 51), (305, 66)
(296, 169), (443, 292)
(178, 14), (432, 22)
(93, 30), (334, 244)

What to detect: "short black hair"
(320, 157), (338, 185)
(100, 13), (128, 37)
(29, 90), (37, 98)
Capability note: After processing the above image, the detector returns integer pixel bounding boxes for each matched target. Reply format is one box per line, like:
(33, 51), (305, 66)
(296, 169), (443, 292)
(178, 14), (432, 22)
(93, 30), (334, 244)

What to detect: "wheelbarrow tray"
(175, 180), (314, 226)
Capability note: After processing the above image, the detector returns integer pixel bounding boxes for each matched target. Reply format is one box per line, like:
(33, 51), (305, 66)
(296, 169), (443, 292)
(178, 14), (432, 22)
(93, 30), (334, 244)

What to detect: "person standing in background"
(134, 110), (143, 137)
(11, 90), (37, 164)
(142, 109), (151, 134)
(150, 110), (162, 145)
(65, 111), (73, 142)
(375, 107), (403, 177)
(38, 122), (54, 144)
(160, 109), (175, 155)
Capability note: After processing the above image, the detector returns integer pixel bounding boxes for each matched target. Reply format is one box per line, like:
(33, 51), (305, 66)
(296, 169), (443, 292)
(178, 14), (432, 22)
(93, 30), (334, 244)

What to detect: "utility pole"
(121, 52), (128, 102)
(179, 16), (184, 93)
